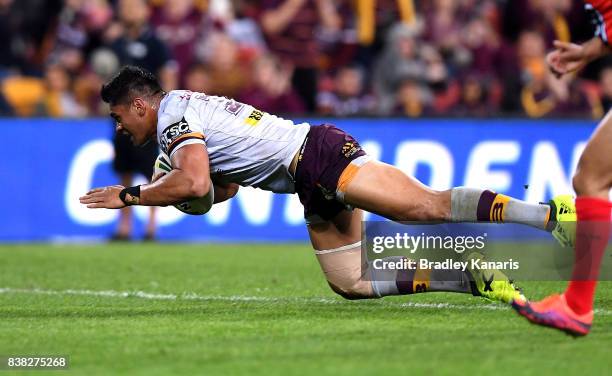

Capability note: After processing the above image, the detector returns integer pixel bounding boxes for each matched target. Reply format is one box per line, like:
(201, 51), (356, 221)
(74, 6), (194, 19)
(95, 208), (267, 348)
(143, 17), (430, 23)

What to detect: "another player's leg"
(340, 159), (574, 245)
(308, 208), (523, 303)
(113, 172), (133, 241)
(145, 207), (157, 241)
(513, 111), (612, 336)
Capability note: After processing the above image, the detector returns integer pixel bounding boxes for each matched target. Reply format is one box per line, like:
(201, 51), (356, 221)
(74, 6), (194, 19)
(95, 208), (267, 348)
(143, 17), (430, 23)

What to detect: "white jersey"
(156, 90), (310, 193)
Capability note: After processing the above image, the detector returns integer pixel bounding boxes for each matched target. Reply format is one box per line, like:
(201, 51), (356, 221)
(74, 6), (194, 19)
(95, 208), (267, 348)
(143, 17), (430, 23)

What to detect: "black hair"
(100, 65), (163, 106)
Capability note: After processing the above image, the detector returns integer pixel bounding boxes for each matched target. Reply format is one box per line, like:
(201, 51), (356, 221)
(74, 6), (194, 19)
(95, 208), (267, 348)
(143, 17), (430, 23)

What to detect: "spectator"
(225, 0), (267, 56)
(183, 63), (211, 93)
(107, 0), (178, 90)
(459, 16), (501, 78)
(394, 78), (433, 117)
(422, 0), (462, 57)
(372, 23), (427, 114)
(421, 45), (460, 114)
(0, 0), (606, 119)
(151, 0), (205, 85)
(514, 30), (559, 117)
(317, 0), (359, 70)
(258, 0), (342, 112)
(452, 74), (496, 117)
(195, 31), (251, 97)
(106, 0), (176, 241)
(1, 0), (63, 75)
(48, 0), (113, 75)
(73, 48), (120, 115)
(36, 64), (86, 117)
(317, 65), (374, 116)
(238, 55), (304, 114)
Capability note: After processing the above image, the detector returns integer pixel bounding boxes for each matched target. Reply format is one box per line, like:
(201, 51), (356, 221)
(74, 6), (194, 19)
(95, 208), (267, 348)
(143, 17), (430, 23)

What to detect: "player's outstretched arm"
(547, 38), (610, 78)
(79, 144), (211, 209)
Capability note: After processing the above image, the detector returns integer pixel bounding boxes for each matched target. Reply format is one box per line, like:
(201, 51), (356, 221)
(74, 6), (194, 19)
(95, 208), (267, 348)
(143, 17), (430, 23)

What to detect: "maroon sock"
(564, 197), (612, 315)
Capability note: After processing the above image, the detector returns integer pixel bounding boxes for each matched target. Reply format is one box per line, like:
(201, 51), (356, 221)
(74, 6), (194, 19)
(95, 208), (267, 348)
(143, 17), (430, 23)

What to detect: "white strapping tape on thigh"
(351, 155), (373, 167)
(315, 241), (362, 255)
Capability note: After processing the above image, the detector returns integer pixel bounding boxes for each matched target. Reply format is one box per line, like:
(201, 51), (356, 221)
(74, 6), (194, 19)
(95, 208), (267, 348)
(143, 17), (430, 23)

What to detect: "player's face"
(109, 99), (155, 146)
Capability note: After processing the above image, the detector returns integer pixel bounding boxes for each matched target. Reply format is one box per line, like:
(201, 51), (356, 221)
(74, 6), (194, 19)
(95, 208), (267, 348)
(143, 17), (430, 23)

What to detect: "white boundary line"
(0, 287), (610, 316)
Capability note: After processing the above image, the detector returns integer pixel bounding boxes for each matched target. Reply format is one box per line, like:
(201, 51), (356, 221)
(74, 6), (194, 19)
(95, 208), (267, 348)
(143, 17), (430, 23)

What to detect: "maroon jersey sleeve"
(586, 0), (612, 45)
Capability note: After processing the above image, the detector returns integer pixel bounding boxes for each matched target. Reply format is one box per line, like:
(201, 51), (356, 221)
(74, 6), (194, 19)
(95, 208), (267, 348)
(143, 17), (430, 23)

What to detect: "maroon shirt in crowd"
(151, 6), (205, 80)
(257, 0), (321, 68)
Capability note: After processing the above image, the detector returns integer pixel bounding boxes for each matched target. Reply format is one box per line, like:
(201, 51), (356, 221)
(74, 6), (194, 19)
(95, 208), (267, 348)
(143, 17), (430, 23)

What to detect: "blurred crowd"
(1, 0), (611, 118)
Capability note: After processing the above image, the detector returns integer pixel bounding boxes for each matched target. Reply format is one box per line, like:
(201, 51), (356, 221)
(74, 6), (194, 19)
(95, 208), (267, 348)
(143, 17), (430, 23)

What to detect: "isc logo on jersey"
(159, 117), (190, 152)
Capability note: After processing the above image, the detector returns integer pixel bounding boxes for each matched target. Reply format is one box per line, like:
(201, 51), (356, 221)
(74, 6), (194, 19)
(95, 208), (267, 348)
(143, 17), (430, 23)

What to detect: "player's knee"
(326, 278), (374, 300)
(316, 242), (378, 300)
(322, 262), (376, 300)
(573, 165), (610, 198)
(572, 171), (590, 196)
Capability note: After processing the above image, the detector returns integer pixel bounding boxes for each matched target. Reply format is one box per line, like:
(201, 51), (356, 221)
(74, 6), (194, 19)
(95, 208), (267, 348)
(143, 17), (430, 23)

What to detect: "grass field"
(0, 243), (611, 375)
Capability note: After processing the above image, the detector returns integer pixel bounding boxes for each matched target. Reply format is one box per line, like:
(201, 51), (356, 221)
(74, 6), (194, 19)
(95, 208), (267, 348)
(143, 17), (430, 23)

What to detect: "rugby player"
(80, 66), (575, 307)
(512, 0), (612, 336)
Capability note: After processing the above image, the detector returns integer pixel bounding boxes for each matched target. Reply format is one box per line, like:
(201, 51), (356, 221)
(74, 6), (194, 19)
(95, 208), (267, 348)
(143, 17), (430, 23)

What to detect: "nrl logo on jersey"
(159, 117), (190, 152)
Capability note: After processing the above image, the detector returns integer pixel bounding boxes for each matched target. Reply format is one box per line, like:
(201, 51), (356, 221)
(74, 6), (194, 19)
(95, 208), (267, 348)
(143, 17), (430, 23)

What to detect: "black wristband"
(119, 185), (141, 206)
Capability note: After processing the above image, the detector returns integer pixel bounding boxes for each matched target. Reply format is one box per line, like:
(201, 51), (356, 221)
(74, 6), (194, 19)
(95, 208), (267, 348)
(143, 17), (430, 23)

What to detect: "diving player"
(80, 66), (576, 308)
(512, 0), (612, 336)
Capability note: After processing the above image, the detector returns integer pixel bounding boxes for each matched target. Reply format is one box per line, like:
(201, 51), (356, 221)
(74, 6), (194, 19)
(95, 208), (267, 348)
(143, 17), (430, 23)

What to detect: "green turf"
(0, 243), (611, 376)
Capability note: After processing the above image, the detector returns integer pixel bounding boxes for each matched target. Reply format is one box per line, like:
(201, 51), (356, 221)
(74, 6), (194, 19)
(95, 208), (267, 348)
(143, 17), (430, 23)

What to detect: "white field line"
(0, 287), (610, 316)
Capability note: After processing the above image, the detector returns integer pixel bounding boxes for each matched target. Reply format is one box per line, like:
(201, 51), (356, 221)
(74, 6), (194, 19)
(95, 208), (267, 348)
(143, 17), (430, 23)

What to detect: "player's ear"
(133, 97), (146, 117)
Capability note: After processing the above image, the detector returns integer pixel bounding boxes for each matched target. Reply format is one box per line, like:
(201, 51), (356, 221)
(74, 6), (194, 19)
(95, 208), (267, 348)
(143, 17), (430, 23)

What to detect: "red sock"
(564, 197), (612, 315)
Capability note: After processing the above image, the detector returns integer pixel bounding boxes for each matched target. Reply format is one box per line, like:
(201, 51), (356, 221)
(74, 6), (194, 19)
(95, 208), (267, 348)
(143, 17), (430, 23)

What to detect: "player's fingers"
(86, 187), (105, 195)
(79, 194), (95, 202)
(79, 196), (105, 204)
(86, 203), (108, 209)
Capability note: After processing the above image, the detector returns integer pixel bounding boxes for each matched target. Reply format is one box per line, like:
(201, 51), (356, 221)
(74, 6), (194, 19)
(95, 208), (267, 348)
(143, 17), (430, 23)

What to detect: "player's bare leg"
(341, 160), (554, 230)
(308, 208), (519, 301)
(513, 111), (612, 336)
(573, 111), (612, 199)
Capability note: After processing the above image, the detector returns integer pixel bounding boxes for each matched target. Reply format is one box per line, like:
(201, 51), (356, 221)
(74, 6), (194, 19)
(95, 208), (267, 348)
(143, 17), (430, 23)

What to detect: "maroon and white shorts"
(294, 124), (371, 224)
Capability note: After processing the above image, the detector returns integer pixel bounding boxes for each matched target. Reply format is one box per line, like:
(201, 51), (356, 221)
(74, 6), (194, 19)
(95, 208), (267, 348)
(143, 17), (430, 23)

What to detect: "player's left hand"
(79, 185), (126, 209)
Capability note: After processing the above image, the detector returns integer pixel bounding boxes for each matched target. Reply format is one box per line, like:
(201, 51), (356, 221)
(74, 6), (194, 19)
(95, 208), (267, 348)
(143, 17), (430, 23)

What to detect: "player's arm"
(79, 144), (211, 208)
(140, 144), (211, 205)
(548, 1), (612, 78)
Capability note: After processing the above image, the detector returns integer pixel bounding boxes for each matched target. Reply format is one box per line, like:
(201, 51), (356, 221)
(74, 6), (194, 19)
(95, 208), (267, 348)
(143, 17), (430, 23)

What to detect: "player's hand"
(546, 40), (587, 78)
(79, 185), (126, 209)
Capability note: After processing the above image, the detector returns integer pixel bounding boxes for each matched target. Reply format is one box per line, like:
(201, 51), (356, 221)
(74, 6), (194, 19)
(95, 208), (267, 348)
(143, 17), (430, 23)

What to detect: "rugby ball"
(153, 152), (214, 215)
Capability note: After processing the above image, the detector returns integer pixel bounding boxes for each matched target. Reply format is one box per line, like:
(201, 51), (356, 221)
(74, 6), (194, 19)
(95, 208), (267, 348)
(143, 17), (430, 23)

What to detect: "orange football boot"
(512, 294), (593, 337)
